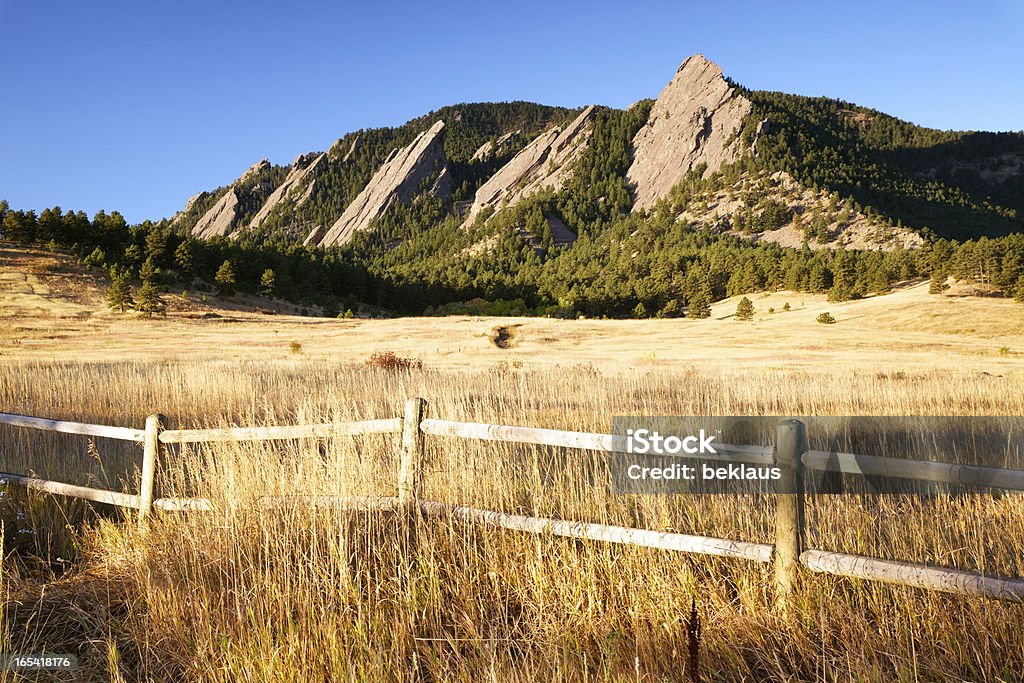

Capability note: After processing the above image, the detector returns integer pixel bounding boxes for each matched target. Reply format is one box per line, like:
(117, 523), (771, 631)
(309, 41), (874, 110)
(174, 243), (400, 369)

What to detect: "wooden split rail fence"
(2, 400), (1024, 609)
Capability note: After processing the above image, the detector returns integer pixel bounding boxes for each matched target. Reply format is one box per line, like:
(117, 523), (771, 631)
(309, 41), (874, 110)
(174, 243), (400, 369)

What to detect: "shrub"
(289, 341), (302, 355)
(366, 351), (423, 371)
(816, 312), (837, 324)
(783, 302), (791, 311)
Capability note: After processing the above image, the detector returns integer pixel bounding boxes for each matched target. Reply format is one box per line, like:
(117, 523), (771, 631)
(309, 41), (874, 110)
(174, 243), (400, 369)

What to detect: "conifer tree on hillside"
(215, 260), (236, 296)
(106, 268), (133, 313)
(735, 296), (755, 321)
(135, 279), (165, 317)
(688, 290), (712, 319)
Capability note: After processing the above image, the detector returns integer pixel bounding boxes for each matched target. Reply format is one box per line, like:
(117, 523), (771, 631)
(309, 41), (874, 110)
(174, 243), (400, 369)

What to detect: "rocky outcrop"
(318, 121), (450, 247)
(627, 55), (751, 210)
(238, 159), (271, 186)
(302, 225), (324, 246)
(462, 107), (595, 227)
(247, 152), (326, 230)
(191, 188), (239, 239)
(470, 130), (521, 162)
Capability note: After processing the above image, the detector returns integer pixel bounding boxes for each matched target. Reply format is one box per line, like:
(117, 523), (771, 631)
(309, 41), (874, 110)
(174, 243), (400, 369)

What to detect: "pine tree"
(139, 257), (158, 284)
(688, 290), (712, 319)
(215, 260), (236, 296)
(735, 296), (755, 321)
(632, 302), (647, 319)
(1014, 276), (1024, 303)
(929, 270), (949, 294)
(106, 269), (133, 313)
(174, 240), (194, 274)
(259, 269), (276, 297)
(135, 279), (166, 317)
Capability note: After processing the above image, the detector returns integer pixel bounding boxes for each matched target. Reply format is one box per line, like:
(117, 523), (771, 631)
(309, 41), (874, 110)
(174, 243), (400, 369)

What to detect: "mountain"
(171, 54), (1023, 255)
(9, 55), (1018, 320)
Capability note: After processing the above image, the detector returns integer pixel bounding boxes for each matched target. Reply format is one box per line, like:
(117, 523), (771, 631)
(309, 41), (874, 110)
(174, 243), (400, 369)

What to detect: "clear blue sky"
(2, 0), (1021, 224)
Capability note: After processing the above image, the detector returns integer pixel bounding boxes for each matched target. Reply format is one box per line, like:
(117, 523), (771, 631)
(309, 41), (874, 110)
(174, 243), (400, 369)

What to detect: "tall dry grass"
(2, 360), (1023, 681)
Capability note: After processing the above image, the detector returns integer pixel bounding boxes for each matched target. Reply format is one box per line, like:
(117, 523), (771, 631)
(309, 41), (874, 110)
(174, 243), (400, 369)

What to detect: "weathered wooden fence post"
(398, 398), (427, 507)
(774, 418), (807, 614)
(139, 413), (164, 526)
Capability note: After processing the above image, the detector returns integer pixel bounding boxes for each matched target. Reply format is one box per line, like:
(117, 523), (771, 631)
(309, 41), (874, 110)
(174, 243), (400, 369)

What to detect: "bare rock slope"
(627, 55), (751, 210)
(190, 159), (271, 239)
(462, 106), (596, 227)
(248, 152), (325, 230)
(318, 120), (450, 247)
(191, 188), (240, 239)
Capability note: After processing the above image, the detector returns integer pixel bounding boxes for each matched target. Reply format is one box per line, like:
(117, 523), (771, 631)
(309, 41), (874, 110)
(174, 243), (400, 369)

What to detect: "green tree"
(174, 240), (194, 274)
(688, 290), (712, 319)
(1014, 276), (1024, 303)
(139, 257), (158, 284)
(259, 269), (276, 297)
(135, 279), (166, 317)
(735, 296), (755, 321)
(215, 260), (236, 296)
(929, 270), (949, 294)
(106, 269), (133, 313)
(632, 302), (648, 319)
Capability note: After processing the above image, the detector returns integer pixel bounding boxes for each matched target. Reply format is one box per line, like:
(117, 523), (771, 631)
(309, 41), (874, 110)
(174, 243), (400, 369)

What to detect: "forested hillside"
(3, 57), (1023, 317)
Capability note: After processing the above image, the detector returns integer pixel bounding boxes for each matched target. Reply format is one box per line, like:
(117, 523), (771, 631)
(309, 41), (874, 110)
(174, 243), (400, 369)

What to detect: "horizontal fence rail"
(0, 472), (141, 509)
(0, 412), (144, 442)
(159, 418), (403, 444)
(420, 418), (775, 464)
(417, 500), (774, 562)
(803, 450), (1024, 491)
(3, 402), (1024, 609)
(801, 549), (1024, 603)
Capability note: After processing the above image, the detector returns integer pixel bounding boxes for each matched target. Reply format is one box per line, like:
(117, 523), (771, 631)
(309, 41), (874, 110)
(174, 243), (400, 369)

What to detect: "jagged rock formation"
(462, 107), (595, 227)
(238, 159), (271, 186)
(470, 130), (521, 162)
(302, 225), (324, 246)
(318, 121), (450, 247)
(188, 158), (275, 238)
(247, 153), (325, 230)
(191, 188), (239, 239)
(627, 55), (752, 210)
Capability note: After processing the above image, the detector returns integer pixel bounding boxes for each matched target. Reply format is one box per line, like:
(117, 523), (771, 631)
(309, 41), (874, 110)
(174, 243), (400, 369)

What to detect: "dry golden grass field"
(2, 244), (1024, 682)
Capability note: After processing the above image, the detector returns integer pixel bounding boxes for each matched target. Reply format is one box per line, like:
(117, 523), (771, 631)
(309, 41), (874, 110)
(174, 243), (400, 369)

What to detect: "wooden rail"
(0, 472), (140, 509)
(801, 549), (1024, 602)
(416, 500), (774, 562)
(2, 403), (1023, 610)
(803, 450), (1024, 491)
(420, 418), (775, 464)
(159, 418), (402, 444)
(0, 412), (144, 442)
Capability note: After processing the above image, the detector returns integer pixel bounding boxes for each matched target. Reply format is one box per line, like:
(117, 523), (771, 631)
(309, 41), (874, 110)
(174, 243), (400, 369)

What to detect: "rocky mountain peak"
(627, 54), (752, 210)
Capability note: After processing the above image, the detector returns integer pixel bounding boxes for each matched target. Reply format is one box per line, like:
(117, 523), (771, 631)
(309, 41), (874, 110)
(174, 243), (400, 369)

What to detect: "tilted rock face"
(463, 107), (595, 227)
(238, 159), (271, 186)
(302, 225), (324, 247)
(189, 158), (273, 238)
(318, 120), (450, 247)
(627, 55), (752, 210)
(191, 188), (240, 239)
(247, 152), (326, 230)
(470, 130), (521, 162)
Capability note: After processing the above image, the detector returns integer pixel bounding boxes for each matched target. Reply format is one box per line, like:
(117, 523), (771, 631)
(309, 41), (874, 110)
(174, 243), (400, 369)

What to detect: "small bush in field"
(817, 312), (837, 324)
(289, 341), (302, 354)
(366, 351), (423, 371)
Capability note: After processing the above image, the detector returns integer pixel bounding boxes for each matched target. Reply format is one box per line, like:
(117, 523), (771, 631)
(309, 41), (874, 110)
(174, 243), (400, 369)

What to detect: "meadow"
(2, 247), (1024, 681)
